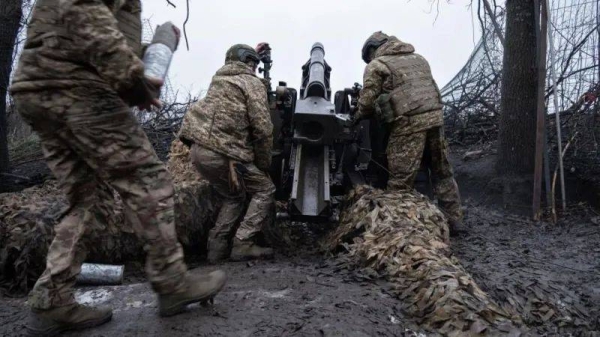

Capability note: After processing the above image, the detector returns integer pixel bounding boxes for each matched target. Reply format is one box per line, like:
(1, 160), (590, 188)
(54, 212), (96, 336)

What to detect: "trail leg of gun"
(290, 144), (330, 216)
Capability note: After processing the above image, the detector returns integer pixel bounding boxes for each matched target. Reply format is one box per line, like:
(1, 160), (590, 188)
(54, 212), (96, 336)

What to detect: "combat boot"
(28, 303), (112, 337)
(207, 237), (231, 264)
(158, 270), (227, 317)
(230, 239), (274, 261)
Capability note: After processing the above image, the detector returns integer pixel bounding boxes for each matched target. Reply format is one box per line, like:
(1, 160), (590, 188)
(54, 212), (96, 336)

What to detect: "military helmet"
(225, 44), (261, 65)
(106, 0), (127, 12)
(361, 31), (389, 64)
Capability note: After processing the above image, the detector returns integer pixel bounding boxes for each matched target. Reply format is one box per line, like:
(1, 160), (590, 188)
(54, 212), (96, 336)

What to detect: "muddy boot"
(207, 236), (231, 264)
(230, 239), (274, 261)
(158, 270), (227, 317)
(448, 219), (466, 237)
(28, 303), (112, 337)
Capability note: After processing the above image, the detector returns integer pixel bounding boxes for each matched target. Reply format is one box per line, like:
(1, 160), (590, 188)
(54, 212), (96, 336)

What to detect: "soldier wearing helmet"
(354, 31), (463, 233)
(179, 43), (276, 262)
(10, 0), (227, 334)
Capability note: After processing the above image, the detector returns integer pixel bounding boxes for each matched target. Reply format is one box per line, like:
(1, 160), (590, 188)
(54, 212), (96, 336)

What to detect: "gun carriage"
(259, 43), (429, 222)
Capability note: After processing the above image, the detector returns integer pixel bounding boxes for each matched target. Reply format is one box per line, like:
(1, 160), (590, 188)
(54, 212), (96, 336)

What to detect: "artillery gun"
(260, 42), (430, 222)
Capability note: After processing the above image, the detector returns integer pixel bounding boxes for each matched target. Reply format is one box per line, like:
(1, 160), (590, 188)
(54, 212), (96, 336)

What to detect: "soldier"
(178, 44), (275, 263)
(10, 1), (226, 335)
(353, 31), (463, 232)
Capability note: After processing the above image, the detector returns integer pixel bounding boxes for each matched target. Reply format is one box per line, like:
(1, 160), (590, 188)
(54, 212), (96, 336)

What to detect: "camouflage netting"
(167, 139), (202, 187)
(324, 186), (523, 336)
(0, 180), (143, 293)
(0, 139), (214, 294)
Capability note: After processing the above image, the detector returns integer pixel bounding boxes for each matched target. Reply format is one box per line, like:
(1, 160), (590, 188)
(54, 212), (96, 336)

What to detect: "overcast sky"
(143, 0), (479, 97)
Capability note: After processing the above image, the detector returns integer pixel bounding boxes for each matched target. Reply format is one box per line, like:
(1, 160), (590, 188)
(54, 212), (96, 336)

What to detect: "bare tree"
(0, 0), (23, 174)
(497, 0), (538, 176)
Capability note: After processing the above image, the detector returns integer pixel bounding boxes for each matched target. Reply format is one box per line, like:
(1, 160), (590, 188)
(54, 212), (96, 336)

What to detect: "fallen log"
(323, 186), (523, 336)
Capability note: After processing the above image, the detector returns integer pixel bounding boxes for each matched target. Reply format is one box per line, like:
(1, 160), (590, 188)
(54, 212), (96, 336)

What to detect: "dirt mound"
(324, 186), (522, 336)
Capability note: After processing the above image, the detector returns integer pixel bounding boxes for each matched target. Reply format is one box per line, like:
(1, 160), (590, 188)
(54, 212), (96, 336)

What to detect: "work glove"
(255, 42), (270, 55)
(136, 77), (163, 111)
(120, 76), (163, 111)
(350, 114), (363, 127)
(254, 154), (271, 173)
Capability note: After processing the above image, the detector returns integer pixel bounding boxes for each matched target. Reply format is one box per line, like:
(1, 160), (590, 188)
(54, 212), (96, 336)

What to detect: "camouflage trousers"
(13, 87), (187, 310)
(386, 126), (463, 224)
(190, 145), (275, 244)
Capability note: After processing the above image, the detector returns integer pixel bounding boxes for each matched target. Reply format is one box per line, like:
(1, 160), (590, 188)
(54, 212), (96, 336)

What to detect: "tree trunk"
(497, 0), (538, 176)
(0, 0), (23, 173)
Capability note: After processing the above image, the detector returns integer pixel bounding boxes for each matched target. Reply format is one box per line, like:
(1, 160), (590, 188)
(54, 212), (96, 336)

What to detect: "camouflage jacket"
(178, 61), (273, 170)
(356, 36), (444, 135)
(10, 0), (146, 104)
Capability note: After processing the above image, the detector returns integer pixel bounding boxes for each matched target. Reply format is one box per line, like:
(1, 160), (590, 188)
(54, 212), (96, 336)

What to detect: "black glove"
(121, 76), (162, 109)
(255, 158), (271, 173)
(350, 115), (363, 126)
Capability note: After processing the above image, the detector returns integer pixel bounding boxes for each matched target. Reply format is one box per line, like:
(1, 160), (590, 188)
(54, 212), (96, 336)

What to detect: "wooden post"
(543, 121), (552, 207)
(533, 0), (548, 221)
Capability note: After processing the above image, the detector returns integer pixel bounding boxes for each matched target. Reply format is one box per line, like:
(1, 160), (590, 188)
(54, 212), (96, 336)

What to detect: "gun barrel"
(305, 43), (327, 98)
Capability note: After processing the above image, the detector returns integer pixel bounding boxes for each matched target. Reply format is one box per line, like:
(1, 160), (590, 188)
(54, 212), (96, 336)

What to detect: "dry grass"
(8, 134), (42, 166)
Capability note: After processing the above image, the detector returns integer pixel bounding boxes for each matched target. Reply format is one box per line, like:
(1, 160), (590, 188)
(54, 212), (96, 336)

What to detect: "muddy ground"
(452, 150), (600, 336)
(2, 149), (600, 336)
(1, 255), (420, 337)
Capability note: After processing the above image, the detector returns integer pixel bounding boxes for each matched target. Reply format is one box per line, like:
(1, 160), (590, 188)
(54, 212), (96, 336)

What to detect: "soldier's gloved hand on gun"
(255, 42), (270, 55)
(255, 156), (271, 173)
(350, 113), (363, 127)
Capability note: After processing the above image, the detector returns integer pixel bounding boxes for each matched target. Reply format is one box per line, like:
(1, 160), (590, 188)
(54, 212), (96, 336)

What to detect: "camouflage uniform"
(10, 0), (187, 310)
(355, 33), (462, 225)
(179, 58), (275, 248)
(190, 146), (275, 242)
